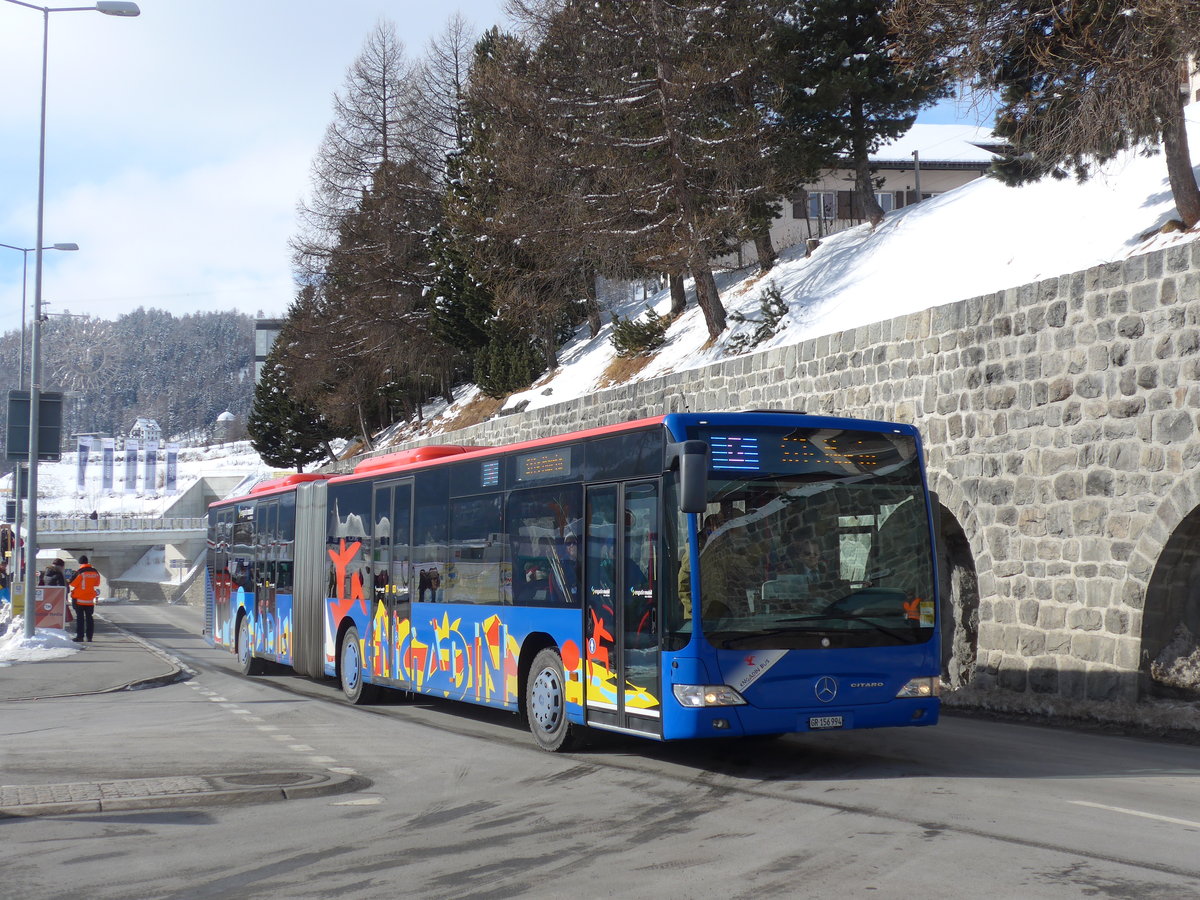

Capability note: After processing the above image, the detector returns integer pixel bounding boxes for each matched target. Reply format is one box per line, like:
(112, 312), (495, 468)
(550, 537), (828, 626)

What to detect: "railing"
(36, 516), (205, 534)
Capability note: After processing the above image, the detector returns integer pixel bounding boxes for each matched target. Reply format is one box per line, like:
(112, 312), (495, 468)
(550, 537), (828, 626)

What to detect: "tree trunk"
(541, 315), (559, 370)
(1163, 87), (1200, 229)
(669, 272), (688, 317)
(583, 267), (602, 337)
(691, 262), (726, 341)
(357, 419), (373, 452)
(648, 0), (725, 341)
(851, 100), (885, 227)
(753, 225), (777, 274)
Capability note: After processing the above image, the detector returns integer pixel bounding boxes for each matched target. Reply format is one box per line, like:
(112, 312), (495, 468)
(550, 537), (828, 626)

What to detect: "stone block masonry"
(385, 240), (1200, 707)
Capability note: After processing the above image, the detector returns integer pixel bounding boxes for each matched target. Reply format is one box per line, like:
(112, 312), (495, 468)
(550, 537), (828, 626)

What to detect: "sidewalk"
(0, 612), (185, 702)
(0, 608), (371, 817)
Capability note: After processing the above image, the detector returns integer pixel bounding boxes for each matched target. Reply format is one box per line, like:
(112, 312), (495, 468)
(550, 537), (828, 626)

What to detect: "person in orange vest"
(70, 554), (101, 643)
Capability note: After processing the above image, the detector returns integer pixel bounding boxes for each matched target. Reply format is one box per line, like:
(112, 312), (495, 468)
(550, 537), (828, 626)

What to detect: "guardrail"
(36, 516), (206, 534)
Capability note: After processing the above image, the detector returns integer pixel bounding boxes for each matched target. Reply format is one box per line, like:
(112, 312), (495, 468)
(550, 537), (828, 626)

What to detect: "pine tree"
(779, 0), (950, 227)
(444, 27), (565, 386)
(247, 351), (340, 471)
(890, 0), (1200, 227)
(520, 0), (784, 341)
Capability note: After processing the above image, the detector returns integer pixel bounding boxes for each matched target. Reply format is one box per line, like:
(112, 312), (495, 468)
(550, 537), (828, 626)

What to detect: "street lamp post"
(4, 0), (139, 638)
(0, 242), (78, 391)
(0, 241), (76, 589)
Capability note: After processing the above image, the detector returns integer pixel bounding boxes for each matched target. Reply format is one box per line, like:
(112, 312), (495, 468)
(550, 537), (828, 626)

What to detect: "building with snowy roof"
(744, 123), (1001, 262)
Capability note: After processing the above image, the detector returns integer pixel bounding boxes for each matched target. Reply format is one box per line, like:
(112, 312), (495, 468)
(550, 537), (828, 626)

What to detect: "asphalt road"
(3, 601), (1199, 900)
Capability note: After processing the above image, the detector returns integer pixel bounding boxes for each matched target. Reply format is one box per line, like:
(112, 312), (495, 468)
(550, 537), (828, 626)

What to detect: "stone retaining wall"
(385, 240), (1200, 705)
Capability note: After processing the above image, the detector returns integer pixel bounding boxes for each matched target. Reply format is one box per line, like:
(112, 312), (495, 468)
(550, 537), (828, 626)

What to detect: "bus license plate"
(808, 715), (843, 730)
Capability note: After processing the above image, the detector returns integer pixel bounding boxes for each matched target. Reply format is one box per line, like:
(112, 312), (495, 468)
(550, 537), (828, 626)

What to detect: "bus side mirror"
(669, 440), (708, 514)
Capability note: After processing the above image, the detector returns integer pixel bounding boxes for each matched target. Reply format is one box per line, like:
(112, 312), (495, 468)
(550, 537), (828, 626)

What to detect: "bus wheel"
(526, 648), (580, 752)
(237, 615), (264, 676)
(339, 625), (377, 705)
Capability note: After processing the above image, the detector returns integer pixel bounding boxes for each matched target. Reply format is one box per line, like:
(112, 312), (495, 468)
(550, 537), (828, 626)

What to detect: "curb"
(0, 771), (372, 818)
(1, 614), (191, 702)
(100, 612), (195, 691)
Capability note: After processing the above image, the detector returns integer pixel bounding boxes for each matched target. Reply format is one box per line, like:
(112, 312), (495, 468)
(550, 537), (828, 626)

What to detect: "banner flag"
(165, 442), (180, 493)
(101, 438), (115, 492)
(143, 439), (159, 492)
(75, 437), (92, 492)
(124, 439), (140, 494)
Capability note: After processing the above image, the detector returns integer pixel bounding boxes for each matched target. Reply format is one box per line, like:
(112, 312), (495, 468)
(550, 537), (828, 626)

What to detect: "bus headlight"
(895, 677), (940, 699)
(673, 684), (747, 707)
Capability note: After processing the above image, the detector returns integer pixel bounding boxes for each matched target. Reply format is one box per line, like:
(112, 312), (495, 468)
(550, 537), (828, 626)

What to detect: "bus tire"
(237, 614), (265, 676)
(526, 648), (581, 752)
(339, 625), (378, 705)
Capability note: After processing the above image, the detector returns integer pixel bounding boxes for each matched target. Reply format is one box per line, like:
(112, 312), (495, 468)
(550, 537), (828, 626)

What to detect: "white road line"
(1068, 800), (1200, 829)
(289, 744), (316, 752)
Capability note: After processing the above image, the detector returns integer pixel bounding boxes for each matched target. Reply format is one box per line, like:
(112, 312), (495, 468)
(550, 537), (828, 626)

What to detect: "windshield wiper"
(716, 626), (825, 649)
(803, 610), (920, 643)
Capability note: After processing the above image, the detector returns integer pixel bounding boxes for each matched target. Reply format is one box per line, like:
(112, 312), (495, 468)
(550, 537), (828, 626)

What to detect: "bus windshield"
(676, 425), (936, 651)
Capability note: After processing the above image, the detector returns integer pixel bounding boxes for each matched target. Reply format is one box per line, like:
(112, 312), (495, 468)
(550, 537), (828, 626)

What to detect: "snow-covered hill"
(3, 441), (273, 520)
(391, 110), (1200, 444)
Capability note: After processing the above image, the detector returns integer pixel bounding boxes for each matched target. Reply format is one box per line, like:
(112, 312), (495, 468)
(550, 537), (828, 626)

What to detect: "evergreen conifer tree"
(779, 0), (949, 226)
(247, 351), (340, 471)
(891, 0), (1200, 227)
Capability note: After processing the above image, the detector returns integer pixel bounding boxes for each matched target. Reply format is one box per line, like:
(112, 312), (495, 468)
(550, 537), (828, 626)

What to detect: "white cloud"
(0, 1), (507, 332)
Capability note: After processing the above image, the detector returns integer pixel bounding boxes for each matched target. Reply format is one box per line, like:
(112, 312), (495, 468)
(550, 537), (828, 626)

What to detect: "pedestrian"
(69, 554), (101, 643)
(0, 560), (9, 605)
(43, 557), (67, 587)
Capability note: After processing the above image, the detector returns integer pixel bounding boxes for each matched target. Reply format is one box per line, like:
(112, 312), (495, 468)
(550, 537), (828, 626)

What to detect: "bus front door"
(584, 481), (662, 737)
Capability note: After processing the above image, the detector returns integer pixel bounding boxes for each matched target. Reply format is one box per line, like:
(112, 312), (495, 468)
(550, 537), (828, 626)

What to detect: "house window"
(808, 191), (836, 220)
(875, 192), (896, 213)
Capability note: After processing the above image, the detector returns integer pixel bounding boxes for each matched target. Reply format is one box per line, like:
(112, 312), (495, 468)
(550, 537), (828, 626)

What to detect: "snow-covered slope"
(396, 111), (1200, 442)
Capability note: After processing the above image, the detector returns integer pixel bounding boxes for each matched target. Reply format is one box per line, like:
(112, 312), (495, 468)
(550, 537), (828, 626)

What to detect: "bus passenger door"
(372, 480), (412, 685)
(254, 501), (278, 655)
(584, 481), (661, 736)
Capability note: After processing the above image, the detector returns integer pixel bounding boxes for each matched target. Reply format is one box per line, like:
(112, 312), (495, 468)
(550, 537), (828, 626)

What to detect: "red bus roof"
(211, 416), (668, 506)
(352, 444), (483, 475)
(329, 415), (666, 484)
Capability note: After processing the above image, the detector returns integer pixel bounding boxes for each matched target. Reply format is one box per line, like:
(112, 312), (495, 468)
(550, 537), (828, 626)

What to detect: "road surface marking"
(1069, 800), (1200, 829)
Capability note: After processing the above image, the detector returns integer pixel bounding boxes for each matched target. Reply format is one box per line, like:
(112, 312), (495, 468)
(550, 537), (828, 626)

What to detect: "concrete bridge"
(37, 515), (205, 592)
(373, 238), (1200, 711)
(28, 475), (241, 603)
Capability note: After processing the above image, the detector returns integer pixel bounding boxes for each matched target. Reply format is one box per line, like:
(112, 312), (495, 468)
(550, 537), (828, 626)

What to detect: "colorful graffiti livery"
(206, 412), (942, 751)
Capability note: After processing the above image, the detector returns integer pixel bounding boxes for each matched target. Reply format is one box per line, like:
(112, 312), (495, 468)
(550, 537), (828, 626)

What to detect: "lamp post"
(4, 0), (139, 638)
(0, 242), (78, 391)
(0, 242), (76, 590)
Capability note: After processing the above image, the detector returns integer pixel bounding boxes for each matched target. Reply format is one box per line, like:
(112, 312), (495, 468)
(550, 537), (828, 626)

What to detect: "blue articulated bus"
(205, 411), (941, 751)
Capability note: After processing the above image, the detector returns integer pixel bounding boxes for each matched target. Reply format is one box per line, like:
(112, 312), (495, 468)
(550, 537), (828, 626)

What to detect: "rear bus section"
(205, 474), (329, 679)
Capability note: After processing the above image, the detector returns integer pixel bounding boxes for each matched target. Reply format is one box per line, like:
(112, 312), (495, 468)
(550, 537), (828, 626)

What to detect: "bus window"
(448, 494), (503, 604)
(414, 471), (448, 602)
(328, 482), (371, 604)
(623, 482), (659, 650)
(507, 485), (582, 607)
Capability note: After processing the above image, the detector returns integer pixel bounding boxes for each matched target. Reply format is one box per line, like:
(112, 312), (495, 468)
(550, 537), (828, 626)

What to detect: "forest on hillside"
(0, 308), (256, 456)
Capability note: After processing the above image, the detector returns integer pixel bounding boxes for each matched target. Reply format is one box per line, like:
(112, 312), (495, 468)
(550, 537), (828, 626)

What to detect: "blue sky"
(0, 1), (987, 337)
